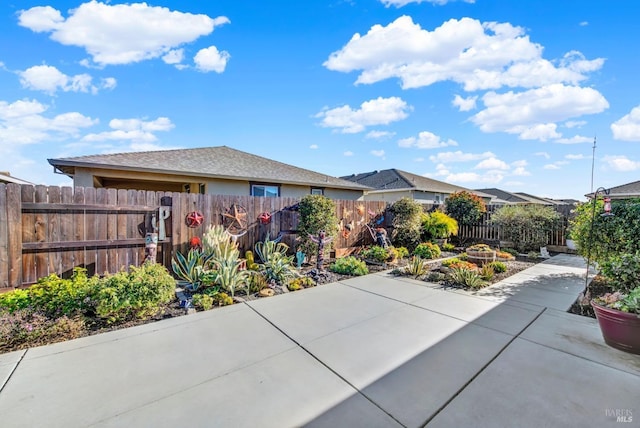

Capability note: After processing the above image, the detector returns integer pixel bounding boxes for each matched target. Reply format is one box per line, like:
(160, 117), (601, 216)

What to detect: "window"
(198, 183), (206, 194)
(251, 184), (280, 197)
(311, 188), (324, 195)
(434, 193), (442, 203)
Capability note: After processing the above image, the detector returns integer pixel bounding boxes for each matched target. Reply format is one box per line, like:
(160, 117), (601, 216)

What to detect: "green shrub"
(395, 246), (410, 259)
(442, 243), (456, 252)
(171, 248), (207, 289)
(599, 253), (640, 293)
(441, 257), (460, 267)
(488, 261), (507, 273)
(421, 211), (458, 240)
(191, 293), (214, 311)
(426, 272), (446, 282)
(404, 256), (428, 277)
(27, 268), (98, 318)
(361, 246), (389, 263)
(247, 272), (270, 293)
(296, 195), (339, 257)
(95, 263), (175, 324)
(389, 197), (423, 251)
(330, 256), (369, 276)
(259, 252), (298, 284)
(501, 248), (519, 257)
(491, 205), (561, 252)
(447, 267), (487, 289)
(570, 198), (640, 267)
(413, 242), (441, 259)
(0, 289), (31, 313)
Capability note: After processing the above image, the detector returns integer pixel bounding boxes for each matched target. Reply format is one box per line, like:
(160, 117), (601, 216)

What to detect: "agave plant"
(171, 249), (207, 290)
(260, 252), (299, 283)
(209, 260), (250, 297)
(447, 267), (487, 289)
(254, 234), (289, 264)
(404, 255), (428, 277)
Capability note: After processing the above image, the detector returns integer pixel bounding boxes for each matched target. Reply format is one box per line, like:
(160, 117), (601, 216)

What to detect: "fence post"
(7, 184), (22, 288)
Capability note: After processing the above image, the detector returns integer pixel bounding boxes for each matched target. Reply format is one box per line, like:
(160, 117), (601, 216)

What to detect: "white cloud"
(511, 159), (528, 167)
(82, 117), (173, 143)
(316, 96), (411, 133)
(380, 0), (474, 7)
(18, 2), (229, 67)
(445, 171), (504, 184)
(194, 46), (230, 73)
(554, 135), (593, 144)
(471, 84), (608, 141)
(162, 49), (184, 65)
(371, 150), (386, 158)
(398, 131), (457, 149)
(535, 152), (550, 159)
(475, 157), (509, 170)
(603, 155), (640, 171)
(611, 106), (640, 141)
(309, 144), (318, 149)
(365, 130), (395, 139)
(344, 151), (354, 156)
(543, 164), (561, 170)
(0, 98), (97, 145)
(565, 154), (586, 160)
(324, 16), (604, 91)
(579, 21), (589, 27)
(564, 120), (586, 128)
(512, 166), (530, 176)
(452, 94), (477, 112)
(19, 65), (116, 95)
(429, 150), (494, 163)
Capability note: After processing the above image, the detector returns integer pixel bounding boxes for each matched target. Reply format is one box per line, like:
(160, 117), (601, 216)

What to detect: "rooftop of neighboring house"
(342, 169), (492, 198)
(0, 171), (33, 185)
(586, 179), (640, 199)
(48, 146), (370, 190)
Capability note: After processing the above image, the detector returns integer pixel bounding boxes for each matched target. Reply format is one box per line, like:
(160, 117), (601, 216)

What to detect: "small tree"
(389, 197), (423, 251)
(445, 191), (486, 245)
(296, 195), (339, 258)
(491, 204), (561, 253)
(444, 191), (487, 226)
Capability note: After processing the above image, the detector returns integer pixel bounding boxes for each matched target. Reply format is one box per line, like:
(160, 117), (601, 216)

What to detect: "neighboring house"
(342, 169), (492, 203)
(0, 171), (33, 185)
(586, 179), (640, 200)
(48, 146), (370, 200)
(475, 188), (532, 205)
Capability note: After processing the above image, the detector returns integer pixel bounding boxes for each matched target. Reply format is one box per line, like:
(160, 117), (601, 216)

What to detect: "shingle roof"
(48, 146), (369, 190)
(475, 188), (529, 204)
(342, 169), (492, 197)
(586, 179), (640, 198)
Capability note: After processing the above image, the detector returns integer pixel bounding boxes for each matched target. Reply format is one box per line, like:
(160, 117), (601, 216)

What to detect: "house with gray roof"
(342, 169), (492, 203)
(0, 172), (33, 185)
(585, 179), (640, 200)
(475, 188), (531, 205)
(48, 146), (369, 200)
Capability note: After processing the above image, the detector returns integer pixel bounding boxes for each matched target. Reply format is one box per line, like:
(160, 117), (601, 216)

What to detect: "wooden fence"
(0, 184), (387, 291)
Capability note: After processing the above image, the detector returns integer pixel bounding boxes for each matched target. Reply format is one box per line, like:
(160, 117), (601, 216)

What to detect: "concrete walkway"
(1, 254), (638, 427)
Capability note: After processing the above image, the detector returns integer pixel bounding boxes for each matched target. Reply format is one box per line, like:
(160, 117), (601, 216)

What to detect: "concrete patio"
(1, 254), (638, 427)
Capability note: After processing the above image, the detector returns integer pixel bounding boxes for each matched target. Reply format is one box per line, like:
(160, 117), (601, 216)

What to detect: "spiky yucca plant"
(404, 256), (428, 277)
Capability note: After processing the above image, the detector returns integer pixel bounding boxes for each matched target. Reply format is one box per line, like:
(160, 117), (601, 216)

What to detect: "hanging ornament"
(185, 210), (204, 228)
(258, 211), (272, 225)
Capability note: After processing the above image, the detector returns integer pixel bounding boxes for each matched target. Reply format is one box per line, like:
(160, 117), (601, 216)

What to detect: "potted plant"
(421, 211), (458, 245)
(465, 243), (496, 266)
(591, 287), (640, 354)
(589, 252), (640, 354)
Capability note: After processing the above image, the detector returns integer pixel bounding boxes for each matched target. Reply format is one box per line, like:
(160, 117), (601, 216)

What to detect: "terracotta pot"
(591, 300), (640, 355)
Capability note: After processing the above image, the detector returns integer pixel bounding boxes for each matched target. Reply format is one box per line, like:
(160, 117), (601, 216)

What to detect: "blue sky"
(1, 0), (640, 200)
